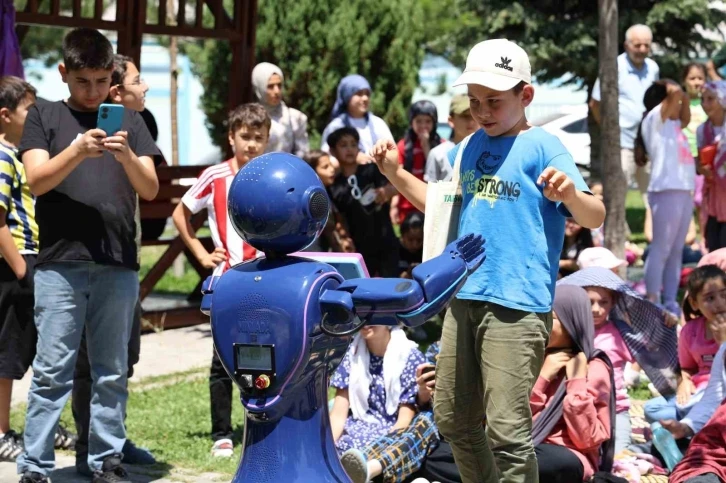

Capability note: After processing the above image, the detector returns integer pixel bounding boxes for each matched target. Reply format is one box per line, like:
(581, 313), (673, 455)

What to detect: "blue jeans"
(644, 395), (684, 423)
(17, 262), (138, 475)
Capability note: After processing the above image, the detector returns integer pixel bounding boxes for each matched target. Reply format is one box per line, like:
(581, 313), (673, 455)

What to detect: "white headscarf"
(251, 62), (284, 108)
(348, 327), (418, 424)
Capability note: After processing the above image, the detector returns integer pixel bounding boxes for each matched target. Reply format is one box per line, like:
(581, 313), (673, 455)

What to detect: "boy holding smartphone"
(16, 28), (158, 483)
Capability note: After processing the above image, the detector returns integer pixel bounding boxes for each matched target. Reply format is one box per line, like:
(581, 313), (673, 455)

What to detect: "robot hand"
(319, 233), (486, 331)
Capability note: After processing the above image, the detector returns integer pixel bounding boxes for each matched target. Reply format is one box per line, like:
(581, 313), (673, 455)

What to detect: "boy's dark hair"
(62, 28), (114, 71)
(111, 54), (135, 87)
(634, 79), (678, 167)
(512, 81), (527, 95)
(400, 212), (424, 235)
(304, 149), (329, 170)
(0, 76), (37, 111)
(228, 102), (271, 134)
(327, 127), (359, 151)
(682, 62), (706, 83)
(683, 264), (726, 320)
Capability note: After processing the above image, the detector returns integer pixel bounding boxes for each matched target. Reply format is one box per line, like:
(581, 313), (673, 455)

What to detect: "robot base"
(234, 366), (351, 483)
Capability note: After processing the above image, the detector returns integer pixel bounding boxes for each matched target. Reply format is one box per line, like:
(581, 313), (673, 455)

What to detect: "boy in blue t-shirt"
(370, 39), (605, 482)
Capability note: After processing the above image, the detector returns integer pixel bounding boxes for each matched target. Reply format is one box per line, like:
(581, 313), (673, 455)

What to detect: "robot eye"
(308, 191), (329, 220)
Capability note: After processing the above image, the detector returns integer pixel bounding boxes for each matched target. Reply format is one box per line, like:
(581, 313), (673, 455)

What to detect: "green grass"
(625, 189), (647, 244)
(138, 227), (212, 294)
(627, 380), (653, 402)
(11, 370), (245, 479)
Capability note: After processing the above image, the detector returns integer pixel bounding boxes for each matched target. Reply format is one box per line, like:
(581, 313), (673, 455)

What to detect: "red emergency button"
(255, 375), (271, 390)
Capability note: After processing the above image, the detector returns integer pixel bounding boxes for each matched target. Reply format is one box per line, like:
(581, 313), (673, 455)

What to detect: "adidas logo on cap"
(494, 56), (513, 72)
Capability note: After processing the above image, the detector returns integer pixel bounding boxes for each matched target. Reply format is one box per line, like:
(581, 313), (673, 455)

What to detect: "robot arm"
(319, 234), (485, 331)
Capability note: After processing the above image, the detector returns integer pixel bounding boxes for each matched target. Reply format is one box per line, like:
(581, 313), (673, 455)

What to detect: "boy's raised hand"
(76, 128), (106, 158)
(368, 139), (400, 177)
(537, 167), (577, 204)
(103, 131), (132, 164)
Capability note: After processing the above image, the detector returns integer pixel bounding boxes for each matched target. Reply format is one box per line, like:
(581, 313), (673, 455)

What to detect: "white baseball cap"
(453, 39), (532, 91)
(577, 247), (628, 270)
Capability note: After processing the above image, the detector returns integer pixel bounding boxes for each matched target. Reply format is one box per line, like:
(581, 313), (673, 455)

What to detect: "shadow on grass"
(187, 424), (245, 445)
(49, 462), (175, 483)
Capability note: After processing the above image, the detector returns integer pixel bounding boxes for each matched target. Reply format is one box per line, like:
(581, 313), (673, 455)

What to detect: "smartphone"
(421, 365), (435, 375)
(97, 103), (124, 136)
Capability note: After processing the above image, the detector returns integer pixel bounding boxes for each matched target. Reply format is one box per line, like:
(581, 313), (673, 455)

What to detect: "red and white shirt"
(182, 159), (260, 276)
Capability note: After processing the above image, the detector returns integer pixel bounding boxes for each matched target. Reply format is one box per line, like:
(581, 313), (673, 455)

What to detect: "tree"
(185, 0), (426, 151)
(599, 0), (627, 264)
(429, 0), (726, 89)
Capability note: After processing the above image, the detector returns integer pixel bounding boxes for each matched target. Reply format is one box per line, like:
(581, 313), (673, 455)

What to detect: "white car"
(534, 104), (591, 176)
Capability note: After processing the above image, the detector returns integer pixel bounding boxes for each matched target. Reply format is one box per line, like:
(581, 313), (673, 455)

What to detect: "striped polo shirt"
(0, 141), (38, 255)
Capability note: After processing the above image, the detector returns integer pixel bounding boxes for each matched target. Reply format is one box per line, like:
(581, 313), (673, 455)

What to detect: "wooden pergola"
(13, 0), (258, 330)
(14, 0), (257, 116)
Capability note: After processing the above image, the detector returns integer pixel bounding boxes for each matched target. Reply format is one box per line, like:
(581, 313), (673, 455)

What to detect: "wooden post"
(599, 0), (627, 267)
(167, 0), (185, 278)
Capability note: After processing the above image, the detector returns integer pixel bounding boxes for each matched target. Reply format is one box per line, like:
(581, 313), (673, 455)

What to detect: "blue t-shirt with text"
(447, 127), (589, 313)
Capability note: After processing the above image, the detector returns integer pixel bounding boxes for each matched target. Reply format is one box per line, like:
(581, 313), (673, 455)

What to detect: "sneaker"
(340, 448), (368, 483)
(122, 439), (156, 465)
(211, 438), (234, 457)
(0, 430), (24, 461)
(54, 424), (77, 451)
(92, 453), (130, 483)
(19, 471), (50, 483)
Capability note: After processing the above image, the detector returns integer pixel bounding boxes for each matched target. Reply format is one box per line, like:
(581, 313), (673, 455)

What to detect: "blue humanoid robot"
(203, 152), (485, 483)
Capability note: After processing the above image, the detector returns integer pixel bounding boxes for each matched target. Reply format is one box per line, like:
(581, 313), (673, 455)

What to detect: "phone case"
(97, 103), (124, 136)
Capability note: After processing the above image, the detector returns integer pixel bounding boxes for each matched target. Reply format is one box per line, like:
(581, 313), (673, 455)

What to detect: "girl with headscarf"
(251, 62), (309, 158)
(558, 267), (680, 454)
(392, 100), (442, 224)
(697, 80), (726, 251)
(321, 74), (394, 164)
(530, 285), (615, 482)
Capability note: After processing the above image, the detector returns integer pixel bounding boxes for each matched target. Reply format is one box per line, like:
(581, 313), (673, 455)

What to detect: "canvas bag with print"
(422, 134), (472, 261)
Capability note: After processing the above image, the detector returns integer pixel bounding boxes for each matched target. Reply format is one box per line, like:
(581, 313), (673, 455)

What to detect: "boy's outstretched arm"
(369, 140), (428, 212)
(537, 167), (606, 229)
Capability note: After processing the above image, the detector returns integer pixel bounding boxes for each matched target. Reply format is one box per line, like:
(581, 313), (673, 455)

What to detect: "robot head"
(228, 152), (330, 255)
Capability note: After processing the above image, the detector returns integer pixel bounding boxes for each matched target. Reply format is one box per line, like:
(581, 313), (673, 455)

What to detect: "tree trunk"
(598, 0), (627, 266)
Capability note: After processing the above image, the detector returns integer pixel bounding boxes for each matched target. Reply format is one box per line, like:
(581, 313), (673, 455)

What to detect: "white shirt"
(424, 140), (455, 182)
(321, 114), (394, 153)
(681, 342), (726, 434)
(641, 104), (696, 192)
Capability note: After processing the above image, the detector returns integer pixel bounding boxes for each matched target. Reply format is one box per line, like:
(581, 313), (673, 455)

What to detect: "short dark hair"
(62, 28), (114, 71)
(0, 76), (37, 111)
(400, 212), (424, 235)
(304, 149), (329, 170)
(327, 127), (359, 150)
(512, 81), (527, 94)
(227, 102), (271, 134)
(111, 54), (135, 87)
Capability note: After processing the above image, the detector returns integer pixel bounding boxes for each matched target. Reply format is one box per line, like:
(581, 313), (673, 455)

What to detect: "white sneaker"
(211, 438), (234, 457)
(340, 448), (368, 483)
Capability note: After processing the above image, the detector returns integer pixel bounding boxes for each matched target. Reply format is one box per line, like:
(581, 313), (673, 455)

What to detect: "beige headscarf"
(251, 62), (284, 109)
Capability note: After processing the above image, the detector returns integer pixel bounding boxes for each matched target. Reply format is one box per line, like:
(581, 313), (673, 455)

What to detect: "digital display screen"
(235, 345), (273, 371)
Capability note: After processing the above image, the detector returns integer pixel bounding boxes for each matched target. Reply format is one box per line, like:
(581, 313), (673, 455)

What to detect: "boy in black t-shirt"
(16, 28), (159, 483)
(326, 127), (399, 276)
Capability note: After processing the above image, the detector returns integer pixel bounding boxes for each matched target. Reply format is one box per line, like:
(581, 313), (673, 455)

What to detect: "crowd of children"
(3, 23), (726, 483)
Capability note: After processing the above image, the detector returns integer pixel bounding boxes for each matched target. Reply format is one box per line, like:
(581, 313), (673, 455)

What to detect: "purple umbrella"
(1, 0), (24, 78)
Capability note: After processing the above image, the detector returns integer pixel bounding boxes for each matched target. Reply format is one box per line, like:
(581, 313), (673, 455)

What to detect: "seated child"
(644, 265), (724, 423)
(560, 218), (594, 277)
(329, 326), (426, 483)
(326, 127), (399, 276)
(303, 149), (355, 253)
(398, 212), (423, 279)
(559, 267), (680, 454)
(531, 285), (615, 482)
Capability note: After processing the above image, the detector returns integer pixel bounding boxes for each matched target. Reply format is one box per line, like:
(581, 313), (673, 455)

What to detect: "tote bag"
(422, 134), (472, 262)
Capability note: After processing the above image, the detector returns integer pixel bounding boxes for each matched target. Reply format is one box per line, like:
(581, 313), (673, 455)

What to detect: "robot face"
(228, 153), (330, 255)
